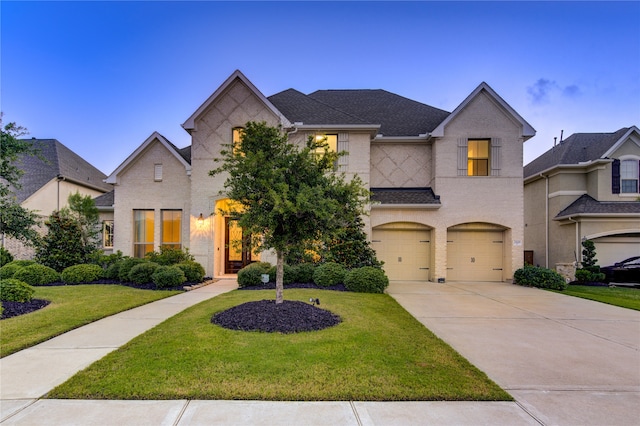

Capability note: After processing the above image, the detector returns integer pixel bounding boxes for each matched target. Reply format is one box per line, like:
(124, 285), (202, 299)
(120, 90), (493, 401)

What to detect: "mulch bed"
(1, 299), (50, 320)
(212, 299), (342, 333)
(239, 282), (347, 292)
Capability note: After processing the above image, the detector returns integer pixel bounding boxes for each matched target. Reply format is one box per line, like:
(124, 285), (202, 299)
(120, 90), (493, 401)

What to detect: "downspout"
(567, 216), (580, 268)
(539, 173), (549, 268)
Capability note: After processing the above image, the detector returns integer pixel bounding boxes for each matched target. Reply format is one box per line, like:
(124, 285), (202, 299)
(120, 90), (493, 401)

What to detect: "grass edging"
(49, 289), (510, 401)
(551, 285), (640, 311)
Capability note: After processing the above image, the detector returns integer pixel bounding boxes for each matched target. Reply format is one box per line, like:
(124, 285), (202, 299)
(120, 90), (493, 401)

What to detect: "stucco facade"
(106, 70), (535, 281)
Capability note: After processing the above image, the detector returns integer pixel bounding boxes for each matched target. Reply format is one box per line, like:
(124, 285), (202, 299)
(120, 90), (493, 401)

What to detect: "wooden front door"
(225, 218), (252, 274)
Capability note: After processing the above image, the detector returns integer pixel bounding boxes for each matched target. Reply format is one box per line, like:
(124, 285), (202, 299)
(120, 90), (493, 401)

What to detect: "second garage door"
(372, 224), (431, 281)
(447, 228), (504, 282)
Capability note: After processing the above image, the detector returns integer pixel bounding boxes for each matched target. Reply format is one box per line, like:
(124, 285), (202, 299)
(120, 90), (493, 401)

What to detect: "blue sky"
(2, 1), (639, 175)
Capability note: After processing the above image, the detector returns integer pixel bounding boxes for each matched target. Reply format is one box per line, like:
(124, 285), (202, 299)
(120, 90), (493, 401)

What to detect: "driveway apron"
(387, 281), (640, 426)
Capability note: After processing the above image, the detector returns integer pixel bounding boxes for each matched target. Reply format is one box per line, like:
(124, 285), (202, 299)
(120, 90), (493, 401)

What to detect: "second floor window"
(232, 127), (244, 154)
(467, 139), (490, 176)
(621, 159), (639, 193)
(315, 134), (338, 154)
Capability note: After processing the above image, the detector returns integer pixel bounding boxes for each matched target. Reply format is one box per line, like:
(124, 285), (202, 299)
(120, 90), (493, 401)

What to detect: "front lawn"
(1, 285), (181, 357)
(49, 289), (510, 401)
(557, 285), (640, 311)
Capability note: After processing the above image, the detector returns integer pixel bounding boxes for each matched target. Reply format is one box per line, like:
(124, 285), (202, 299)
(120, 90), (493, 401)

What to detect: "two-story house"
(105, 70), (535, 282)
(524, 126), (640, 272)
(3, 138), (112, 259)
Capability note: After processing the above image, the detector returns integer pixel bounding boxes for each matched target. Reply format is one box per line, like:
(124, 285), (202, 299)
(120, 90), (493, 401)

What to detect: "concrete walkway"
(1, 280), (638, 425)
(388, 281), (640, 426)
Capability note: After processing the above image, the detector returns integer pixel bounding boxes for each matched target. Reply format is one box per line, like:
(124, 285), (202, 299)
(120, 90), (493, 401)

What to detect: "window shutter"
(490, 138), (502, 176)
(337, 132), (349, 172)
(457, 138), (468, 176)
(611, 159), (620, 194)
(154, 164), (163, 181)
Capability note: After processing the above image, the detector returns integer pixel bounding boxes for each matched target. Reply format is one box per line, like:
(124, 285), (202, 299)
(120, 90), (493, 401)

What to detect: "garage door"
(447, 230), (504, 282)
(372, 225), (430, 281)
(593, 234), (640, 267)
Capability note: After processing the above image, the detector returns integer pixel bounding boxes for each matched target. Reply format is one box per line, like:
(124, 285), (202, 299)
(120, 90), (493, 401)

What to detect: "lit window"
(621, 160), (639, 193)
(103, 220), (114, 249)
(232, 127), (244, 154)
(315, 134), (338, 154)
(133, 210), (154, 258)
(468, 139), (490, 176)
(161, 210), (182, 249)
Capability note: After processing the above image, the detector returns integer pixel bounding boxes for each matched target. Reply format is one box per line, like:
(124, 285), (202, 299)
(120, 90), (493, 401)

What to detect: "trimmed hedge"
(128, 262), (160, 284)
(0, 247), (13, 267)
(13, 264), (60, 286)
(291, 263), (315, 284)
(117, 258), (148, 282)
(0, 278), (35, 302)
(514, 265), (567, 290)
(345, 267), (389, 294)
(268, 264), (296, 285)
(152, 265), (186, 288)
(237, 262), (271, 288)
(574, 269), (606, 283)
(176, 261), (205, 283)
(313, 262), (346, 287)
(0, 263), (23, 279)
(61, 264), (105, 284)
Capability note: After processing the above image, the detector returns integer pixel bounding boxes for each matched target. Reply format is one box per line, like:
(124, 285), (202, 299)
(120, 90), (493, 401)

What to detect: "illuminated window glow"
(133, 210), (154, 258)
(162, 210), (182, 249)
(468, 139), (490, 176)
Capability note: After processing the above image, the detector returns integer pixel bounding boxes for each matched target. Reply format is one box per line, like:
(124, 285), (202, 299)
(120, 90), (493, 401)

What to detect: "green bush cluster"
(0, 262), (23, 279)
(152, 265), (186, 288)
(237, 262), (271, 287)
(0, 278), (35, 302)
(574, 269), (606, 283)
(291, 263), (315, 284)
(514, 265), (567, 290)
(176, 261), (205, 283)
(313, 262), (346, 287)
(145, 247), (195, 265)
(268, 264), (296, 285)
(0, 247), (14, 267)
(345, 266), (389, 293)
(117, 258), (148, 282)
(61, 264), (105, 284)
(129, 262), (160, 284)
(13, 264), (60, 286)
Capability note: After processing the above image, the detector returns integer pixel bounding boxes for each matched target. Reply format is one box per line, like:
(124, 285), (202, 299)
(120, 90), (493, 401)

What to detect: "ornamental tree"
(210, 121), (370, 304)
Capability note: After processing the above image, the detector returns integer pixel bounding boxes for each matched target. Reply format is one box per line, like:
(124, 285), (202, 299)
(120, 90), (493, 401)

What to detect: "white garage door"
(372, 225), (430, 281)
(593, 234), (640, 267)
(447, 230), (504, 282)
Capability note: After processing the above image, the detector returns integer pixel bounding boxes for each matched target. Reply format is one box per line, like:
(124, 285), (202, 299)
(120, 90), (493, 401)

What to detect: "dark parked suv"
(601, 256), (640, 283)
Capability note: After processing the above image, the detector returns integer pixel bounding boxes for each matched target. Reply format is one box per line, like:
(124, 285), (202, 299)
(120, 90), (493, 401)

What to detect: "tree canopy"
(210, 121), (370, 303)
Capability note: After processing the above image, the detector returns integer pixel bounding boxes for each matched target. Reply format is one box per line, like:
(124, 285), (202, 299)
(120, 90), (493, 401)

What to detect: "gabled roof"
(105, 132), (191, 184)
(524, 126), (639, 178)
(182, 70), (291, 132)
(555, 194), (640, 220)
(94, 189), (114, 208)
(431, 82), (536, 139)
(14, 139), (111, 203)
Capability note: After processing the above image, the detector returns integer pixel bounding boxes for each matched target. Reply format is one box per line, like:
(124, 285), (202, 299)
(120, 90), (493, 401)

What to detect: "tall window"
(621, 160), (639, 193)
(161, 210), (182, 249)
(102, 220), (114, 249)
(133, 210), (154, 258)
(467, 139), (490, 176)
(232, 127), (244, 153)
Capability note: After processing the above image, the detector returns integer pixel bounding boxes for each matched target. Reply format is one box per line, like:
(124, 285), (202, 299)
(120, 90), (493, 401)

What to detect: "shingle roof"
(93, 190), (114, 207)
(524, 128), (630, 178)
(555, 194), (640, 219)
(268, 89), (450, 137)
(14, 139), (111, 203)
(370, 187), (441, 205)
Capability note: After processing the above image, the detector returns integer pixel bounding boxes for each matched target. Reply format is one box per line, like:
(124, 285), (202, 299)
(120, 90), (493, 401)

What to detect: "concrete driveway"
(387, 281), (640, 426)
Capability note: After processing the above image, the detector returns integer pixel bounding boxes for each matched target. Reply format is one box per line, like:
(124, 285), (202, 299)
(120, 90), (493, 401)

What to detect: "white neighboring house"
(105, 70), (535, 282)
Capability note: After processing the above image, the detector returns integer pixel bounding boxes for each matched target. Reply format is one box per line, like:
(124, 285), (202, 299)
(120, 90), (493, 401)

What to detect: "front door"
(225, 218), (252, 274)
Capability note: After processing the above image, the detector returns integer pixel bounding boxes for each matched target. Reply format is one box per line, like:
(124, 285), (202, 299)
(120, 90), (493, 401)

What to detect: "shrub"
(268, 264), (296, 285)
(0, 247), (14, 267)
(8, 260), (36, 268)
(61, 264), (105, 284)
(94, 251), (125, 269)
(118, 258), (148, 282)
(292, 263), (315, 283)
(105, 261), (123, 280)
(313, 262), (347, 287)
(0, 278), (35, 302)
(176, 261), (205, 283)
(574, 269), (606, 283)
(237, 262), (271, 288)
(0, 263), (23, 279)
(128, 262), (160, 284)
(345, 266), (389, 294)
(13, 264), (60, 286)
(152, 265), (186, 289)
(35, 211), (87, 272)
(514, 265), (567, 290)
(145, 247), (195, 266)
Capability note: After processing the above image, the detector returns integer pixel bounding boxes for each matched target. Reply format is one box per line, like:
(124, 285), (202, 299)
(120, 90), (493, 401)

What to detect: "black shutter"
(611, 159), (620, 194)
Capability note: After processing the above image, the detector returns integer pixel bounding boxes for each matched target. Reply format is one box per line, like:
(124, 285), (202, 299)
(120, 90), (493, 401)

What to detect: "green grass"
(1, 285), (181, 357)
(556, 285), (640, 310)
(49, 289), (510, 401)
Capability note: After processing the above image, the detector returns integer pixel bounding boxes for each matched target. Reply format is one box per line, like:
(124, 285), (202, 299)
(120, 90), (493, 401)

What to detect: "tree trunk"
(275, 250), (284, 304)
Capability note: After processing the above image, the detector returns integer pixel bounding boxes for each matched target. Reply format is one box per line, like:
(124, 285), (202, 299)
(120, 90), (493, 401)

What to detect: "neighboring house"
(3, 138), (113, 258)
(105, 70), (535, 282)
(524, 126), (640, 271)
